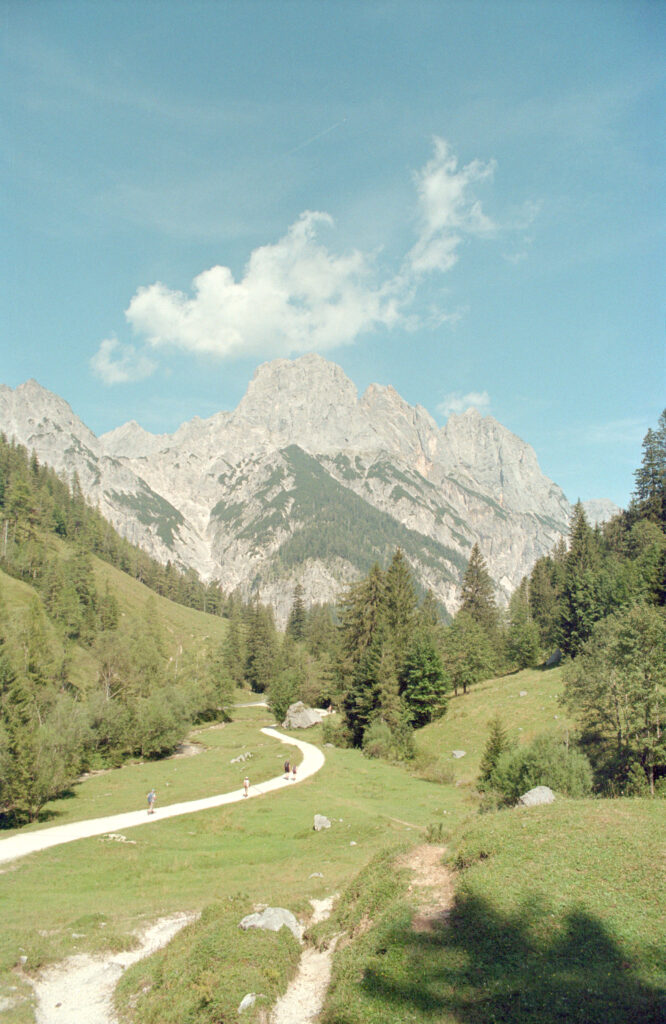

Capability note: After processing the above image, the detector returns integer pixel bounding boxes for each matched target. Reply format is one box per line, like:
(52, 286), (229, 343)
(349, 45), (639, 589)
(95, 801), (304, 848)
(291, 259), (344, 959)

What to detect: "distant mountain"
(0, 355), (615, 624)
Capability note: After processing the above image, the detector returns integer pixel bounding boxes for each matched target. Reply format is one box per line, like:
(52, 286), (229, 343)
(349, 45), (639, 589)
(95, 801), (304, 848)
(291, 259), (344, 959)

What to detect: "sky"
(1, 0), (664, 509)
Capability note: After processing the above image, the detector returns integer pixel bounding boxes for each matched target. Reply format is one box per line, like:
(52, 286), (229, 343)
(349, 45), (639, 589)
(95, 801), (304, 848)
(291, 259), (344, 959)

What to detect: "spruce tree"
(560, 502), (603, 656)
(459, 543), (498, 634)
(286, 583), (307, 641)
(383, 548), (418, 669)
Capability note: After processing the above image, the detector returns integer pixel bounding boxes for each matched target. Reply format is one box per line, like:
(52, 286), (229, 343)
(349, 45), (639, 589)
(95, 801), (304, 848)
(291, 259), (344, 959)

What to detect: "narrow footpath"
(0, 728), (325, 867)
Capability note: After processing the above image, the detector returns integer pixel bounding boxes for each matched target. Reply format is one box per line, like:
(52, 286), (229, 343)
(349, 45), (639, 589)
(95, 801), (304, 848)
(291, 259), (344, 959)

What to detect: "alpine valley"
(0, 355), (617, 624)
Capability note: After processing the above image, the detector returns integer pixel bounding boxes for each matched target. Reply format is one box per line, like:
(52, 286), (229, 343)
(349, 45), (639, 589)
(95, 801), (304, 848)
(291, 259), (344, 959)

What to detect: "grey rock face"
(0, 355), (610, 625)
(239, 907), (303, 941)
(518, 786), (555, 806)
(283, 702), (324, 729)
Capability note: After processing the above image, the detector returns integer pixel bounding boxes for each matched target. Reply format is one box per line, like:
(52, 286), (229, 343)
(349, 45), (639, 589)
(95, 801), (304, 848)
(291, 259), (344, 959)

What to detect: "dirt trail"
(269, 897), (338, 1024)
(399, 843), (455, 932)
(31, 913), (196, 1024)
(0, 728), (324, 867)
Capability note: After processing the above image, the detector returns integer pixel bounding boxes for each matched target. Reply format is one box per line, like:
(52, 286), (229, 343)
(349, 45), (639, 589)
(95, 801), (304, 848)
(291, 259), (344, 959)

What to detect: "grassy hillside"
(0, 672), (663, 1023)
(320, 799), (665, 1024)
(415, 664), (573, 787)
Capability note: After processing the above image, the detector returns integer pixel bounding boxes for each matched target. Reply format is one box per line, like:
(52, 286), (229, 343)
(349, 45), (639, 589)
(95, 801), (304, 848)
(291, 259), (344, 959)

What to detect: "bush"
(321, 714), (353, 748)
(362, 718), (414, 762)
(489, 733), (594, 804)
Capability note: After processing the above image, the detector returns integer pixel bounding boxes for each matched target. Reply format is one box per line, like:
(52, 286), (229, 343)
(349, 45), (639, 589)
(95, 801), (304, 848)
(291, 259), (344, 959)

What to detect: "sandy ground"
(269, 897), (338, 1024)
(1, 729), (325, 1023)
(0, 728), (324, 867)
(30, 913), (196, 1024)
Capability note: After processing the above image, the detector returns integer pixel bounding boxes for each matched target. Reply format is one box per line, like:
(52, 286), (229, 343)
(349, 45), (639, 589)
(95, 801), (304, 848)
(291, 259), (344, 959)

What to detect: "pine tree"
(478, 715), (511, 790)
(459, 543), (498, 634)
(286, 583), (307, 641)
(383, 549), (418, 670)
(399, 629), (448, 727)
(560, 502), (603, 656)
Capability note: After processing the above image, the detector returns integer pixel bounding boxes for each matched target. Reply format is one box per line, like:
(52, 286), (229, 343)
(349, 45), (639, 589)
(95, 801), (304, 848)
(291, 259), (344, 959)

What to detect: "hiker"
(147, 788), (156, 814)
(291, 763), (297, 781)
(243, 776), (250, 798)
(284, 759), (290, 778)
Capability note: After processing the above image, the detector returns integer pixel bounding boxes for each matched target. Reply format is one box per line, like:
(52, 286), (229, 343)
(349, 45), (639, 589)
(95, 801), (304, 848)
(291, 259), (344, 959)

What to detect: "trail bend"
(0, 728), (324, 867)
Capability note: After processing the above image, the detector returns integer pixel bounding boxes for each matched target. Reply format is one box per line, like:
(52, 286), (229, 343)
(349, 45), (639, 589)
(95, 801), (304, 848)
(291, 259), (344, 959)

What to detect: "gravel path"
(0, 728), (325, 867)
(32, 913), (196, 1024)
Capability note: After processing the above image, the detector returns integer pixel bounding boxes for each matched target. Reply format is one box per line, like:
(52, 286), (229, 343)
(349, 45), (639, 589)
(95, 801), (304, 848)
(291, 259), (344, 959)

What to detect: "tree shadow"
(360, 891), (665, 1023)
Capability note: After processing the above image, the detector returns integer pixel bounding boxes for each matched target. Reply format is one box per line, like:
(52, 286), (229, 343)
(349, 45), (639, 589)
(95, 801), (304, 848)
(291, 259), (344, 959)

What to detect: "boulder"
(238, 994), (260, 1013)
(518, 786), (555, 807)
(313, 814), (331, 831)
(452, 750), (466, 759)
(282, 701), (324, 729)
(545, 648), (562, 667)
(239, 907), (303, 941)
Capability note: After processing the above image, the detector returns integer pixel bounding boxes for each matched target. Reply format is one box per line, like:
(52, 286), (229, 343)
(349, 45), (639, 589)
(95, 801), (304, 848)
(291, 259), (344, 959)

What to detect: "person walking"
(147, 788), (156, 814)
(284, 759), (290, 778)
(243, 776), (250, 798)
(291, 764), (297, 781)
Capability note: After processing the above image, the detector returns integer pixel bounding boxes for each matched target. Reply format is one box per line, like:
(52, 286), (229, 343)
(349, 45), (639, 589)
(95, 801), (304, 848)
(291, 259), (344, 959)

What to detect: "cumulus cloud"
(90, 337), (157, 385)
(437, 390), (491, 418)
(126, 211), (401, 359)
(408, 137), (496, 274)
(101, 138), (509, 369)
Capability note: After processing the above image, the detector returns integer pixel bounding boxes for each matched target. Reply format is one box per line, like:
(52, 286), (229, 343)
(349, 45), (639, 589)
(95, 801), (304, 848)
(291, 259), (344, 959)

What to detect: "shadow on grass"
(360, 892), (665, 1024)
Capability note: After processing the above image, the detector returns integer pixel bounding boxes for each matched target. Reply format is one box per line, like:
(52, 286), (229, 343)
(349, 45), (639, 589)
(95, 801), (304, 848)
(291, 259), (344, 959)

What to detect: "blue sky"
(2, 0), (663, 508)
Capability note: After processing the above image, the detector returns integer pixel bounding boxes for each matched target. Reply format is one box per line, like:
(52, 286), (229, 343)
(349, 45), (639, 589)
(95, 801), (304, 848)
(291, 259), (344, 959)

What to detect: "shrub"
(362, 718), (414, 762)
(489, 733), (593, 804)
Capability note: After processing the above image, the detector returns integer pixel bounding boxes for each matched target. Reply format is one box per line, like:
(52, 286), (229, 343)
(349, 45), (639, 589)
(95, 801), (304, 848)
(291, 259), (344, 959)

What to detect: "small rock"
(239, 907), (303, 942)
(313, 814), (331, 831)
(238, 993), (259, 1012)
(518, 786), (555, 807)
(18, 956), (27, 966)
(350, 841), (357, 846)
(309, 872), (324, 878)
(519, 690), (527, 697)
(452, 750), (466, 759)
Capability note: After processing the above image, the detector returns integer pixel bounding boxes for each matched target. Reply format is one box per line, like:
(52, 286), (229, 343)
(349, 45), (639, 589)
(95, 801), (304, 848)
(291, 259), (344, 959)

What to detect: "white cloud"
(90, 337), (157, 385)
(408, 137), (496, 274)
(437, 390), (491, 418)
(104, 138), (507, 367)
(126, 211), (400, 359)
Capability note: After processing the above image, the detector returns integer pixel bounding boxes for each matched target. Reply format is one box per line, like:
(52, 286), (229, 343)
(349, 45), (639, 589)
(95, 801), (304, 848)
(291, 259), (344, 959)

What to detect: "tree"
(399, 629), (448, 727)
(562, 604), (666, 795)
(478, 715), (512, 790)
(459, 543), (499, 635)
(559, 502), (603, 657)
(441, 610), (496, 695)
(244, 599), (278, 693)
(507, 581), (541, 669)
(631, 411), (666, 527)
(337, 563), (385, 669)
(383, 549), (418, 669)
(286, 583), (307, 642)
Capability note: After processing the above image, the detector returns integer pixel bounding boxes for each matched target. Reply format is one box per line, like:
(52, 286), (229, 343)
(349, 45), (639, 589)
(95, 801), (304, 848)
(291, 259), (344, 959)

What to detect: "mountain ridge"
(0, 356), (619, 624)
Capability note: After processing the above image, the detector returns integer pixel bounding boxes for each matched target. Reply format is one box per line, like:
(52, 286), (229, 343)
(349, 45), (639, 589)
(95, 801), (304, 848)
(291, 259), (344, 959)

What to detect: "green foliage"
(562, 604), (666, 795)
(459, 542), (499, 634)
(440, 609), (496, 695)
(399, 628), (448, 727)
(478, 714), (512, 790)
(488, 733), (593, 804)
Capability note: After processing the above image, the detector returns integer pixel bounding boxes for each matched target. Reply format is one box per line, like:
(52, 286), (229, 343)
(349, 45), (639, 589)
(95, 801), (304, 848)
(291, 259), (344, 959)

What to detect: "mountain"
(0, 355), (597, 624)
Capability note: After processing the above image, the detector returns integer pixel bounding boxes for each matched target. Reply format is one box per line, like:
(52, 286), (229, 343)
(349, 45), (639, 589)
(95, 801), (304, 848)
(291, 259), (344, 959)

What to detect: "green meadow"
(0, 674), (664, 1023)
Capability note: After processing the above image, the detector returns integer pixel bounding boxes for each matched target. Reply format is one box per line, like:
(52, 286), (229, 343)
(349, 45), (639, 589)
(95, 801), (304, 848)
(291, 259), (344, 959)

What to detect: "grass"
(319, 800), (666, 1024)
(1, 670), (663, 1023)
(415, 664), (574, 786)
(0, 704), (473, 1022)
